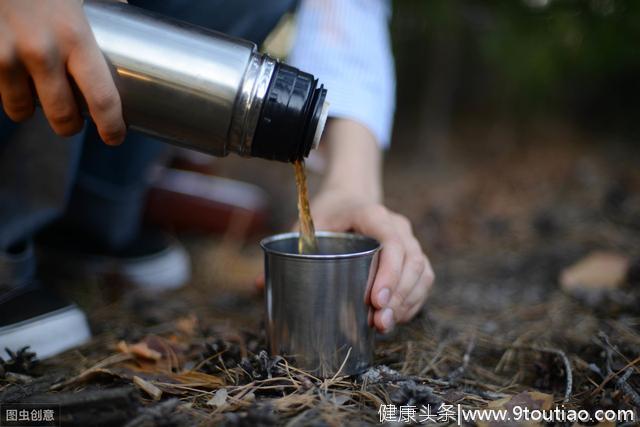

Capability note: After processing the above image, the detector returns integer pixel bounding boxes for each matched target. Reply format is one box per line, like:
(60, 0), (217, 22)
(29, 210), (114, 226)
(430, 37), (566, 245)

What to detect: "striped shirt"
(289, 0), (396, 148)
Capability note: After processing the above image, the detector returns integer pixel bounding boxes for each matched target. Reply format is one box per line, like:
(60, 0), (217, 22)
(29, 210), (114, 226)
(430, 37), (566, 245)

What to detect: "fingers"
(298, 192), (435, 333)
(67, 34), (125, 145)
(387, 215), (426, 319)
(0, 1), (125, 143)
(370, 237), (404, 309)
(398, 258), (435, 322)
(373, 307), (394, 334)
(21, 38), (83, 136)
(357, 207), (403, 309)
(352, 206), (404, 332)
(388, 253), (425, 321)
(363, 211), (433, 333)
(0, 47), (34, 121)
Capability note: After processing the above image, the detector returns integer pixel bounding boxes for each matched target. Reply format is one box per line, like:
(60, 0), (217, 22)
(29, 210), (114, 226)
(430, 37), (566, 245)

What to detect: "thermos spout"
(83, 0), (328, 162)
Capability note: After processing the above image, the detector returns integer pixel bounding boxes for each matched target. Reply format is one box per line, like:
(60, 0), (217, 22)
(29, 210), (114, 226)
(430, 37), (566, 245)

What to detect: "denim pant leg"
(59, 126), (166, 250)
(0, 110), (84, 251)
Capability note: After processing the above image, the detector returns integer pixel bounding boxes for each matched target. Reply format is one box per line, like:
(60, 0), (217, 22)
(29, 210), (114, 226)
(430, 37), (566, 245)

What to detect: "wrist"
(319, 175), (382, 204)
(317, 118), (384, 204)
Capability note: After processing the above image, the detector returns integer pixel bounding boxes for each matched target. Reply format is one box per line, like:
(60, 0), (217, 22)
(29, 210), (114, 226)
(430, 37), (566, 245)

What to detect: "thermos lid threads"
(251, 63), (328, 162)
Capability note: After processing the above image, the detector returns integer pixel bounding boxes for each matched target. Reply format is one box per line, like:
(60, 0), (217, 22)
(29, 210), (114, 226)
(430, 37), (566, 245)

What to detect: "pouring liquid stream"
(294, 160), (319, 254)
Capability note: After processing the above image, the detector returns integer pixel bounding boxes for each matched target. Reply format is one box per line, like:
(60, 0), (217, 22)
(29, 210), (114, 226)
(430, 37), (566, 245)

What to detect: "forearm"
(318, 118), (384, 204)
(309, 119), (433, 332)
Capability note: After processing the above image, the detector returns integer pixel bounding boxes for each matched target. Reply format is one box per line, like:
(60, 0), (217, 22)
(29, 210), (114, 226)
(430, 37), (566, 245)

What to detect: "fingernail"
(377, 288), (390, 307)
(381, 308), (395, 331)
(107, 137), (124, 146)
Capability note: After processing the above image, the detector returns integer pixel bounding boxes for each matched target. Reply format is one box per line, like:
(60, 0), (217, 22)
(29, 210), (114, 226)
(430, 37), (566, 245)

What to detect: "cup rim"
(260, 231), (381, 260)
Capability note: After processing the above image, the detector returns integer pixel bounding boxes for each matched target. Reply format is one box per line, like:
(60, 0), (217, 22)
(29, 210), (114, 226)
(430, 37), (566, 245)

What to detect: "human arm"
(0, 0), (125, 144)
(288, 0), (434, 332)
(310, 119), (434, 333)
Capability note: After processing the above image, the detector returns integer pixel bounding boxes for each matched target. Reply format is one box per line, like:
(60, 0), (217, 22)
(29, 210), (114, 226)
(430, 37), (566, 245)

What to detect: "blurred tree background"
(391, 0), (640, 147)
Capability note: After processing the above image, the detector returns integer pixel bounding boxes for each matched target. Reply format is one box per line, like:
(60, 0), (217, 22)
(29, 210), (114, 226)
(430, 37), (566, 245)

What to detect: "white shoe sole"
(0, 305), (91, 360)
(117, 242), (192, 292)
(40, 238), (192, 293)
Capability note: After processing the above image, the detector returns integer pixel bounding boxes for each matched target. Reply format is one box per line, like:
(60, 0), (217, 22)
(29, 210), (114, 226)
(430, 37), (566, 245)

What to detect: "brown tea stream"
(293, 160), (318, 254)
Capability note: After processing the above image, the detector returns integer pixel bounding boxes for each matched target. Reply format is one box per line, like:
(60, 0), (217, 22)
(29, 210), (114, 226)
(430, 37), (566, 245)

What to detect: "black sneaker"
(0, 241), (90, 359)
(0, 240), (35, 287)
(37, 228), (191, 292)
(0, 285), (91, 359)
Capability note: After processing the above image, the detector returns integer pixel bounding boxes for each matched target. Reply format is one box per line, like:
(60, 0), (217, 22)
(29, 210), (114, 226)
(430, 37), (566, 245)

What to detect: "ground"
(1, 117), (639, 426)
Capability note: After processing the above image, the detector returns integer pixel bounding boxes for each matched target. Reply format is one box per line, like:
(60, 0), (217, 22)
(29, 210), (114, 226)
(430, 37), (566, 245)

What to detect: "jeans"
(0, 0), (297, 253)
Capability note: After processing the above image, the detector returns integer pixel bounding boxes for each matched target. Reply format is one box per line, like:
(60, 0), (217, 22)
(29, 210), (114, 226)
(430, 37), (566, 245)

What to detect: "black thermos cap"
(251, 63), (327, 162)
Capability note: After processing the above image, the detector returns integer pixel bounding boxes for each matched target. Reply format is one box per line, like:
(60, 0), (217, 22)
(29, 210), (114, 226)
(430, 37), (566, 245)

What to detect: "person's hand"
(0, 0), (125, 144)
(309, 187), (435, 333)
(255, 119), (434, 333)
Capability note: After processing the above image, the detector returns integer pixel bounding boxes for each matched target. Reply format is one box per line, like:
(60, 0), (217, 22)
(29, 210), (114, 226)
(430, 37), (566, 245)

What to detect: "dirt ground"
(1, 117), (639, 426)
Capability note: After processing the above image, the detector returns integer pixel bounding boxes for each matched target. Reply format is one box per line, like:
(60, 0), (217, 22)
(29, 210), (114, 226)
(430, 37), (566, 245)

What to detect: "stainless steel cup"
(261, 231), (380, 377)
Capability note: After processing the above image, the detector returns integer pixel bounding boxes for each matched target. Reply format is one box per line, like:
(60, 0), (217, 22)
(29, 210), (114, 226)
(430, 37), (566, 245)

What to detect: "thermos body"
(83, 0), (328, 162)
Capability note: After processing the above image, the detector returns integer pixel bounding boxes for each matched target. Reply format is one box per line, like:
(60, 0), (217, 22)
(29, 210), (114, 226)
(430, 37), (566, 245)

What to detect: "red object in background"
(144, 168), (269, 237)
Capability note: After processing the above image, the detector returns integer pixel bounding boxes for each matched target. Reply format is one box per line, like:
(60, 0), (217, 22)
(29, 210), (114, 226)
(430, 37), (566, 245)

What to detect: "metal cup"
(261, 231), (380, 377)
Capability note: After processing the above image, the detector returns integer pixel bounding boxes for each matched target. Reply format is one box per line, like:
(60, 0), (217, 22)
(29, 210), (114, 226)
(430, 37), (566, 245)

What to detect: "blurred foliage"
(391, 0), (640, 130)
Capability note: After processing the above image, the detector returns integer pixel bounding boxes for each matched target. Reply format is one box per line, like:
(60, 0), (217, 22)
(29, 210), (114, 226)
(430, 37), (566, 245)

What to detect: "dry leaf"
(129, 342), (163, 361)
(478, 391), (554, 427)
(175, 315), (198, 336)
(172, 370), (225, 389)
(117, 340), (163, 361)
(560, 251), (630, 292)
(133, 375), (162, 400)
(487, 391), (554, 411)
(51, 368), (127, 391)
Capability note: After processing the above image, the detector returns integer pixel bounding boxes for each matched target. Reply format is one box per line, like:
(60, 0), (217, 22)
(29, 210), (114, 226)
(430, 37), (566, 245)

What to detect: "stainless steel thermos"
(83, 0), (329, 162)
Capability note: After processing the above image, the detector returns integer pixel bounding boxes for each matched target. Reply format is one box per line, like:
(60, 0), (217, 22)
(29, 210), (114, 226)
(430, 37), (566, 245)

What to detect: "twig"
(447, 335), (476, 383)
(420, 339), (448, 376)
(50, 355), (132, 392)
(511, 345), (573, 403)
(327, 347), (352, 385)
(401, 341), (413, 374)
(596, 332), (616, 375)
(133, 375), (162, 400)
(277, 358), (321, 383)
(589, 355), (640, 398)
(616, 368), (640, 408)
